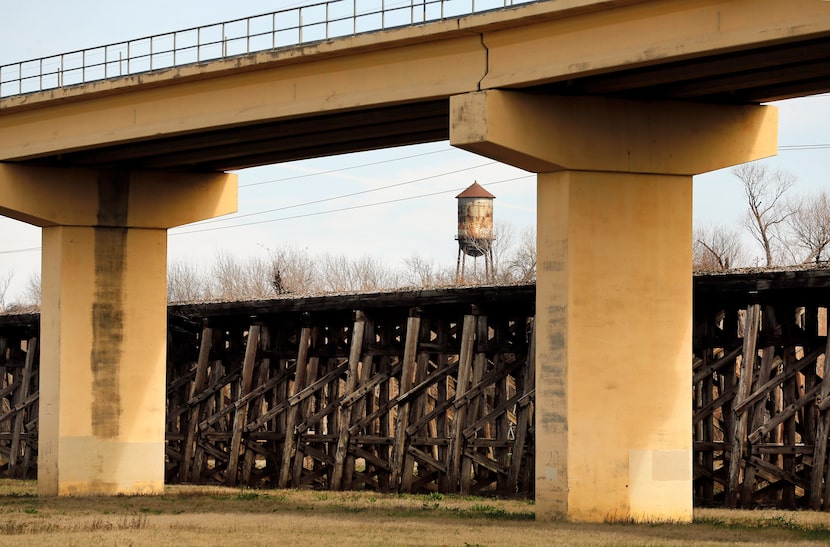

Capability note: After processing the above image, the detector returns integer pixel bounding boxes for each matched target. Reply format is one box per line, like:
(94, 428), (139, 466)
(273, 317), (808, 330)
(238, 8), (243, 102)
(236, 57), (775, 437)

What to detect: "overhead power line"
(0, 175), (533, 254)
(0, 246), (40, 256)
(240, 148), (454, 187)
(0, 139), (825, 256)
(171, 176), (534, 236)
(198, 160), (499, 227)
(779, 144), (830, 151)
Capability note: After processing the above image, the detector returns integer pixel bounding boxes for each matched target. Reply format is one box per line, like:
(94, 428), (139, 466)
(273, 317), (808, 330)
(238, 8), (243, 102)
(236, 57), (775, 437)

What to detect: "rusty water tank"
(456, 181), (495, 258)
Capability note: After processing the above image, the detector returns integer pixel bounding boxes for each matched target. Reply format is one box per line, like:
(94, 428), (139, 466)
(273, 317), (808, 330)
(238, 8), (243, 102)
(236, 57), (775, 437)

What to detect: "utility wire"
(0, 139), (825, 255)
(0, 175), (533, 253)
(0, 246), (40, 255)
(239, 148), (454, 187)
(779, 144), (830, 150)
(198, 160), (499, 226)
(172, 176), (534, 235)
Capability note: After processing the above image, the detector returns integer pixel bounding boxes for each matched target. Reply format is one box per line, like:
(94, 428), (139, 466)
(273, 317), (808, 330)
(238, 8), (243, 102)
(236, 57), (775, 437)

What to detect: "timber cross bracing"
(694, 268), (830, 510)
(0, 285), (536, 496)
(6, 270), (830, 508)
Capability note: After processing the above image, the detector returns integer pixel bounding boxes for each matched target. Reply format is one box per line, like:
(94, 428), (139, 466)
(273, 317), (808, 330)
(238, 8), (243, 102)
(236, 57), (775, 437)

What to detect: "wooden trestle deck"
(0, 285), (536, 497)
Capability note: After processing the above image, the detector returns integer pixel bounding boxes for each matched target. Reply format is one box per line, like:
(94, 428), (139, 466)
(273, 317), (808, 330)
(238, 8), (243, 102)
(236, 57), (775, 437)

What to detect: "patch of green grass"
(3, 491), (36, 499)
(695, 513), (830, 542)
(800, 528), (830, 541)
(695, 516), (727, 527)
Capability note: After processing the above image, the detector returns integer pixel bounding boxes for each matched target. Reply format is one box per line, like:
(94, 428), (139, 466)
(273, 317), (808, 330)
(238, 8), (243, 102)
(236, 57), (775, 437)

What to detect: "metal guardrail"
(0, 0), (539, 99)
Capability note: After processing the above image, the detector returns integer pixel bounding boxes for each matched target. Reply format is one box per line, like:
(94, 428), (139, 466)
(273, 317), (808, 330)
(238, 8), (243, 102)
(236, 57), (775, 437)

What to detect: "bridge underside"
(1, 0), (828, 171)
(6, 35), (830, 171)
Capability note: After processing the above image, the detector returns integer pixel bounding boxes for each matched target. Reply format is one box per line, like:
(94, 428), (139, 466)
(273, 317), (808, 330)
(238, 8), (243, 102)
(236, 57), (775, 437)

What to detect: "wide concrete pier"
(451, 91), (777, 521)
(0, 165), (236, 495)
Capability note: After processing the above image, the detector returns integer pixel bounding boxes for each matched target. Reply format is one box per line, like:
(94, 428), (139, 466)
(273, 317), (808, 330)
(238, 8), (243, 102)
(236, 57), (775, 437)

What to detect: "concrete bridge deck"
(1, 0), (829, 171)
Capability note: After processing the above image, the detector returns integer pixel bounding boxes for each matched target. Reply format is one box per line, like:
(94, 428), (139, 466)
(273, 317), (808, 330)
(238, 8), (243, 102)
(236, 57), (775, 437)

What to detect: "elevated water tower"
(455, 181), (495, 284)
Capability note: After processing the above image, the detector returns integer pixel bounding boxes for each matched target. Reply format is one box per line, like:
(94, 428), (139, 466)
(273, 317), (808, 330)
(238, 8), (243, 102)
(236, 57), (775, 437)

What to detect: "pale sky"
(1, 1), (828, 301)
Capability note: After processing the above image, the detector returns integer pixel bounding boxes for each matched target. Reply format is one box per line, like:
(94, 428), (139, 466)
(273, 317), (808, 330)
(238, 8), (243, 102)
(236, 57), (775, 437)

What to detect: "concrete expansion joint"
(477, 32), (489, 92)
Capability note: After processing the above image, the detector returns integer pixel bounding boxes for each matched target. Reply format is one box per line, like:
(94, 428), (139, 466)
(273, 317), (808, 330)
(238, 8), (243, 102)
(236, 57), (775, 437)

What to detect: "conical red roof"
(456, 181), (495, 199)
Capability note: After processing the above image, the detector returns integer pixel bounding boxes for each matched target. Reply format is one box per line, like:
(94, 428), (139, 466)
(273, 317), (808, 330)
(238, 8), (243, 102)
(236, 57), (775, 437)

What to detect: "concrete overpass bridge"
(1, 0), (829, 522)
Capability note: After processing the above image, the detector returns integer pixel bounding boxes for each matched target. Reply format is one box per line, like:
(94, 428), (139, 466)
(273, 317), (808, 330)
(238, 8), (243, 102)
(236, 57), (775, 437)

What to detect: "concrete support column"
(0, 165), (236, 495)
(450, 90), (778, 522)
(536, 170), (692, 521)
(39, 225), (168, 494)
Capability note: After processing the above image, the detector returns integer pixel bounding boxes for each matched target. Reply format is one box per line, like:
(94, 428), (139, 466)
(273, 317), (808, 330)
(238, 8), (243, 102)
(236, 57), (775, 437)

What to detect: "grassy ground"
(2, 480), (830, 546)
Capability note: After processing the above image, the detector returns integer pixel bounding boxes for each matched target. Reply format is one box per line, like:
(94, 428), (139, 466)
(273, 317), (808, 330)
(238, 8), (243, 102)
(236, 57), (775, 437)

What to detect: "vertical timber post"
(331, 311), (366, 490)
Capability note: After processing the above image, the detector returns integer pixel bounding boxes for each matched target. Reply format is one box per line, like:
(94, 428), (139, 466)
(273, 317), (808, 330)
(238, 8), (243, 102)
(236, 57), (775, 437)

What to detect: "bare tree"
(733, 162), (796, 267)
(786, 190), (830, 264)
(402, 252), (438, 288)
(457, 221), (514, 285)
(401, 253), (456, 289)
(693, 225), (744, 271)
(268, 245), (322, 295)
(506, 226), (536, 283)
(489, 221), (516, 284)
(319, 253), (400, 293)
(168, 260), (207, 303)
(0, 269), (12, 312)
(245, 256), (281, 299)
(22, 273), (41, 309)
(206, 251), (276, 301)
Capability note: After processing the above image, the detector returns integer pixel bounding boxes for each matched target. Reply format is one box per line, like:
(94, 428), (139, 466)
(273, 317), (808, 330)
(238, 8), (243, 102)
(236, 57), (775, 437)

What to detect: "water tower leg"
(449, 90), (777, 522)
(457, 245), (469, 284)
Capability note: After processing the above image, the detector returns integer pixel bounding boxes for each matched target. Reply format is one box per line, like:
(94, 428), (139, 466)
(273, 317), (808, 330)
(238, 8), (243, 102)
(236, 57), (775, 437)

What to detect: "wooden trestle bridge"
(0, 285), (536, 497)
(4, 268), (830, 508)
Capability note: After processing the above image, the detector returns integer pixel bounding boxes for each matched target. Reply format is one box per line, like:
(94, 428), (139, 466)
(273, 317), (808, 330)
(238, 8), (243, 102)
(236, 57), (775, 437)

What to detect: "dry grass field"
(2, 480), (830, 546)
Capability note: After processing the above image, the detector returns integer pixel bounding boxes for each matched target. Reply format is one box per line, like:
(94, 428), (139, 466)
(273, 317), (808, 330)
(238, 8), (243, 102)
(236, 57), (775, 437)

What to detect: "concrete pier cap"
(450, 90), (778, 522)
(0, 164), (237, 495)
